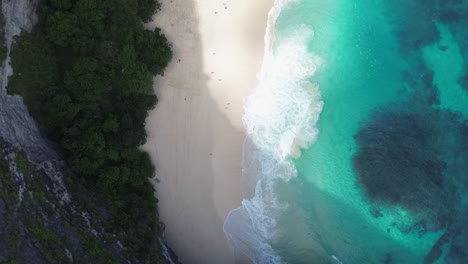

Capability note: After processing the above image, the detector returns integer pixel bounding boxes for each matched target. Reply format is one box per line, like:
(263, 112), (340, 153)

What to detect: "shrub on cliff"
(8, 0), (172, 261)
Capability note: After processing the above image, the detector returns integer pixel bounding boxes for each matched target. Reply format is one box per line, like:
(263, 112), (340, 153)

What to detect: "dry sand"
(142, 0), (274, 263)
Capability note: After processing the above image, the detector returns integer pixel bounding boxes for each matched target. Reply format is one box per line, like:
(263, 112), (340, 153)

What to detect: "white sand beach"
(142, 0), (274, 263)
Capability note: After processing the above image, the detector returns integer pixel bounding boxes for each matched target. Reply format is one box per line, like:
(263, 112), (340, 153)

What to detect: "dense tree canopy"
(9, 0), (172, 261)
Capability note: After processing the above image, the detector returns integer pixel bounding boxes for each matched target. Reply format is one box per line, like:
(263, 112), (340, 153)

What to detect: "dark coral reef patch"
(352, 106), (467, 231)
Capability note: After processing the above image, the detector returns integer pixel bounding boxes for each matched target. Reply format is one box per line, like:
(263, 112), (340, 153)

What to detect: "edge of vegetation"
(7, 0), (172, 261)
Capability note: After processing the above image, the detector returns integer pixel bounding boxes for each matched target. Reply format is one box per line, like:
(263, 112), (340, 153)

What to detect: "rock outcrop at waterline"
(0, 0), (179, 263)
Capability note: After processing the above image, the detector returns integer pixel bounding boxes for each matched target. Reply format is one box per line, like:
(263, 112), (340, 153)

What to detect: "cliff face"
(0, 0), (57, 161)
(0, 139), (95, 263)
(0, 0), (121, 262)
(0, 0), (179, 263)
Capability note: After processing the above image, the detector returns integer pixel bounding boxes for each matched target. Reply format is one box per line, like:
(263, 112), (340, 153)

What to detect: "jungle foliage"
(8, 0), (172, 261)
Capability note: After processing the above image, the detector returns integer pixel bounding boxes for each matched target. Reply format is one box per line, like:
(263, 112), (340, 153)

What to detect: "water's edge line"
(223, 0), (297, 262)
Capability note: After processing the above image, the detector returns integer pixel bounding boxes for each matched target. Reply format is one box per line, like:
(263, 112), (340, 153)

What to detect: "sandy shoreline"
(142, 0), (274, 263)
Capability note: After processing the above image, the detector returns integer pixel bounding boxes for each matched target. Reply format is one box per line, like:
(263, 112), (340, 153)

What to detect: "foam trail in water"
(223, 0), (324, 263)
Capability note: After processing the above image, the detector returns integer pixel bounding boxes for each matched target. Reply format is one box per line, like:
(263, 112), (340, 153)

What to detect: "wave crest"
(223, 1), (324, 263)
(244, 25), (323, 160)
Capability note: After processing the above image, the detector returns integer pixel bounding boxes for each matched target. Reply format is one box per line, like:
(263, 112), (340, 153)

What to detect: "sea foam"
(223, 0), (324, 263)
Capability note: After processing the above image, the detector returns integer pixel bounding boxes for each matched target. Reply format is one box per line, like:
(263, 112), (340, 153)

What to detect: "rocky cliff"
(0, 0), (179, 263)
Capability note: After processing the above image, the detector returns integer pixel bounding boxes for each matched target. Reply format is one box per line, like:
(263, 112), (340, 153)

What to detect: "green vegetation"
(4, 145), (119, 263)
(30, 222), (70, 263)
(3, 256), (19, 264)
(79, 234), (118, 263)
(8, 0), (172, 261)
(0, 1), (6, 62)
(14, 149), (34, 173)
(0, 156), (18, 212)
(0, 45), (7, 62)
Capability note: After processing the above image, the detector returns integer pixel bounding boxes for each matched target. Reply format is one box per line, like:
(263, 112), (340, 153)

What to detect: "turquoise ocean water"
(224, 0), (468, 263)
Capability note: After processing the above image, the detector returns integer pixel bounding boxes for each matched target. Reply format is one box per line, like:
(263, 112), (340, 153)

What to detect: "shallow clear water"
(224, 0), (468, 263)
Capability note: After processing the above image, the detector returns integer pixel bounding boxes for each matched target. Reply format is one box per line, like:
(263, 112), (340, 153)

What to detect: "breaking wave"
(223, 0), (324, 262)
